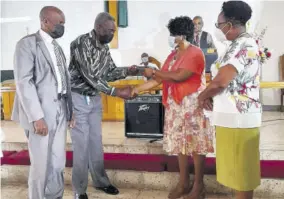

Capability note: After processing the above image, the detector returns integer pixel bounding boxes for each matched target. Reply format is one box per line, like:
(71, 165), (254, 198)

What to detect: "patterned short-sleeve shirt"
(211, 34), (262, 128)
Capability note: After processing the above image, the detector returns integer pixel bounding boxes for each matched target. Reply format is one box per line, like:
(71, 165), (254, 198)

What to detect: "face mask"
(99, 34), (114, 44)
(168, 36), (177, 49)
(50, 24), (65, 39)
(214, 23), (231, 43)
(214, 27), (227, 43)
(141, 57), (148, 63)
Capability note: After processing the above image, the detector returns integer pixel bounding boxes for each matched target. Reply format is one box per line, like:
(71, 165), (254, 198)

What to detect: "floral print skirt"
(163, 91), (215, 156)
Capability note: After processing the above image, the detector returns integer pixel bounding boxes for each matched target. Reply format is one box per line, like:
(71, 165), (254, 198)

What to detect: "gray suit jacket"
(12, 31), (73, 131)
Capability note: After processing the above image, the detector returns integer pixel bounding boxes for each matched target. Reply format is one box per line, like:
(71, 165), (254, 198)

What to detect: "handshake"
(115, 86), (139, 100)
(114, 66), (154, 100)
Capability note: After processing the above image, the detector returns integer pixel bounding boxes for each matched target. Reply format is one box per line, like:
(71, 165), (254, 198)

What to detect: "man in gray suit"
(12, 6), (73, 199)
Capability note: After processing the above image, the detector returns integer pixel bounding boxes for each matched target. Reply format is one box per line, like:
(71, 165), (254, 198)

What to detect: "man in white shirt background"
(192, 16), (216, 49)
(140, 53), (161, 94)
(140, 53), (160, 70)
(193, 16), (218, 74)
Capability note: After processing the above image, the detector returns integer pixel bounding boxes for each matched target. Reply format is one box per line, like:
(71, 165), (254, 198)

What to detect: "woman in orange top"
(133, 16), (214, 199)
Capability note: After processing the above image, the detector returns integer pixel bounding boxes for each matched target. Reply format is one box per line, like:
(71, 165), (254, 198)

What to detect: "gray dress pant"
(71, 92), (110, 195)
(26, 99), (67, 199)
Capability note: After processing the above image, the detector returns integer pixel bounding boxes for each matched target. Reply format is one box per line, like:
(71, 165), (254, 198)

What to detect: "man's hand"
(127, 65), (139, 76)
(144, 68), (154, 78)
(33, 118), (48, 136)
(69, 113), (75, 129)
(130, 87), (139, 99)
(115, 86), (133, 99)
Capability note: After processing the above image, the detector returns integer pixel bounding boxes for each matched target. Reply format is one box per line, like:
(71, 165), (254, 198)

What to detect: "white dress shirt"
(194, 31), (215, 48)
(39, 29), (66, 94)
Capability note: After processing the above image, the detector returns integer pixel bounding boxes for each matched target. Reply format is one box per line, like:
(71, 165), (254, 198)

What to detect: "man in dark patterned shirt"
(69, 12), (139, 199)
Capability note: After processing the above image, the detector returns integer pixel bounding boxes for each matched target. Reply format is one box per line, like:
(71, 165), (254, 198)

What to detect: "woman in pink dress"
(133, 16), (214, 199)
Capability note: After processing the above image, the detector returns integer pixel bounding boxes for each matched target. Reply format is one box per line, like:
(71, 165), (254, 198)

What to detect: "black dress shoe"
(75, 193), (88, 199)
(96, 185), (119, 195)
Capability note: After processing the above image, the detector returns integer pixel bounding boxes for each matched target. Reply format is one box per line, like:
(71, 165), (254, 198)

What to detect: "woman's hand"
(198, 97), (213, 111)
(204, 98), (213, 111)
(132, 79), (161, 95)
(144, 68), (154, 78)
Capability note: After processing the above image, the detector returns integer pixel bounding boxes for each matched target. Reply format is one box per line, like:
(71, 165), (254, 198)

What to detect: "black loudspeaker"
(1, 70), (14, 82)
(125, 95), (164, 138)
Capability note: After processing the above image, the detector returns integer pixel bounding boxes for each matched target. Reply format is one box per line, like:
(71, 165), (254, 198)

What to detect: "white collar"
(195, 31), (203, 36)
(39, 29), (54, 44)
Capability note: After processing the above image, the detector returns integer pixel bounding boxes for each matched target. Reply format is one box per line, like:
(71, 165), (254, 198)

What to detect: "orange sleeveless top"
(162, 45), (205, 107)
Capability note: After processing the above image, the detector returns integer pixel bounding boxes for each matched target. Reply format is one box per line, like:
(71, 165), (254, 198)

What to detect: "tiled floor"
(3, 165), (283, 198)
(1, 111), (284, 160)
(1, 184), (265, 199)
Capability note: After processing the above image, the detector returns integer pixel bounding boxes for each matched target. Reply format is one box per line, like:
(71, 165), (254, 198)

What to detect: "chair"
(279, 54), (284, 112)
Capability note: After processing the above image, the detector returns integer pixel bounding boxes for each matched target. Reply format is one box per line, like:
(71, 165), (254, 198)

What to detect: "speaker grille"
(125, 95), (164, 138)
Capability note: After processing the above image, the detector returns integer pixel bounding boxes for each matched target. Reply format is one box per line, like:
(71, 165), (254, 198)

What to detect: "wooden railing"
(2, 81), (284, 93)
(2, 81), (284, 121)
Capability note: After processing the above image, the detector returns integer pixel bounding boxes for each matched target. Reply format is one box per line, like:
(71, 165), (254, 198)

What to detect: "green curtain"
(104, 0), (109, 12)
(104, 0), (128, 28)
(118, 0), (128, 28)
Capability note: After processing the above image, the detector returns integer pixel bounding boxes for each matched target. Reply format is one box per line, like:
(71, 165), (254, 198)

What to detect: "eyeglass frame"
(215, 22), (228, 29)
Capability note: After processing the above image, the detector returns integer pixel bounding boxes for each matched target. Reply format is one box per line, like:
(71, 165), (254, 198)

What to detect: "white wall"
(1, 0), (105, 68)
(1, 0), (282, 105)
(257, 1), (284, 105)
(0, 0), (224, 68)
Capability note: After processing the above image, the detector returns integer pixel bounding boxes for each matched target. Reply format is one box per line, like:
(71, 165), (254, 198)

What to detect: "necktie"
(52, 40), (67, 94)
(196, 34), (200, 47)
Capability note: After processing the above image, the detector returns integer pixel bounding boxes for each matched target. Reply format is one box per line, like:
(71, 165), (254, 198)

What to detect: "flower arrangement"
(252, 26), (272, 64)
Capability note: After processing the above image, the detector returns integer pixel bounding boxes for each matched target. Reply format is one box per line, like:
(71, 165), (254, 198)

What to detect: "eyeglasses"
(215, 22), (227, 29)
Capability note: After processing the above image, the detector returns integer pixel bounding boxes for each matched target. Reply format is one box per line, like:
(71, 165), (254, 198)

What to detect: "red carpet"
(166, 156), (216, 174)
(1, 151), (17, 165)
(2, 150), (284, 178)
(2, 150), (30, 165)
(66, 151), (166, 172)
(260, 160), (284, 178)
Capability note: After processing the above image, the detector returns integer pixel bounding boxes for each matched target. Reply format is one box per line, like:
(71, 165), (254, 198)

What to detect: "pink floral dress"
(163, 59), (215, 156)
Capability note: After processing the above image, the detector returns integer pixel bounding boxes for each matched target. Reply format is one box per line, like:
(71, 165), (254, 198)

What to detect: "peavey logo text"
(138, 104), (150, 112)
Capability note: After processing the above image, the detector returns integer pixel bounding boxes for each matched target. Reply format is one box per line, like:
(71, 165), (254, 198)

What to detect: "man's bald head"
(193, 16), (204, 33)
(94, 12), (116, 44)
(40, 6), (65, 39)
(193, 16), (203, 22)
(40, 6), (63, 21)
(94, 12), (115, 29)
